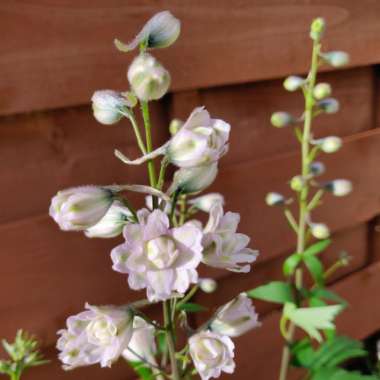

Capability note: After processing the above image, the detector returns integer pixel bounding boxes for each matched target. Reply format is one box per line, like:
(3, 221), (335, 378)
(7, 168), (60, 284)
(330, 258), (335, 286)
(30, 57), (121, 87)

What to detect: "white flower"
(111, 209), (203, 301)
(188, 193), (224, 213)
(91, 90), (128, 125)
(210, 293), (260, 337)
(115, 11), (180, 51)
(169, 163), (218, 194)
(123, 317), (157, 364)
(128, 53), (170, 101)
(202, 204), (258, 272)
(85, 201), (134, 238)
(189, 331), (235, 380)
(57, 303), (134, 369)
(49, 186), (115, 231)
(168, 107), (230, 168)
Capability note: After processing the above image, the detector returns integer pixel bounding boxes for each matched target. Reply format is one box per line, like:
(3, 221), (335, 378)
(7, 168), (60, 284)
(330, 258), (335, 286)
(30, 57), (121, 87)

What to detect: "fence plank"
(2, 1), (380, 115)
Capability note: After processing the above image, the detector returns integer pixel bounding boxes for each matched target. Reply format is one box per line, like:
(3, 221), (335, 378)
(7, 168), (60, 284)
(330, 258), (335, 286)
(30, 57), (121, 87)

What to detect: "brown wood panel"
(229, 261), (380, 380)
(196, 224), (368, 318)
(0, 102), (169, 224)
(210, 129), (380, 264)
(2, 1), (380, 115)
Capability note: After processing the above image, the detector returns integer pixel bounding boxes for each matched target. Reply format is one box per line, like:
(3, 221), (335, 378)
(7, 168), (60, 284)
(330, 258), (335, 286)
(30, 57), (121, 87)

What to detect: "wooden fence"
(1, 2), (380, 379)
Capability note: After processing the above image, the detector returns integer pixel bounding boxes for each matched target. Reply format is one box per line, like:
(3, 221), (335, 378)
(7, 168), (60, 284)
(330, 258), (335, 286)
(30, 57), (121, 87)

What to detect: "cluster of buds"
(267, 18), (352, 240)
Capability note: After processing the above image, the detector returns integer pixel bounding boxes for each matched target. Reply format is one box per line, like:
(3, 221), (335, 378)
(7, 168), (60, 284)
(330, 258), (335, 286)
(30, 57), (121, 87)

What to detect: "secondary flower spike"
(115, 11), (181, 51)
(49, 186), (116, 231)
(111, 209), (203, 301)
(189, 331), (235, 380)
(57, 304), (134, 369)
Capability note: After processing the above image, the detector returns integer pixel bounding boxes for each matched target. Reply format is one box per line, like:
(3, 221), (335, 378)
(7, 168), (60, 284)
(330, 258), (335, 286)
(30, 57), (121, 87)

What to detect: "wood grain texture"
(2, 1), (380, 115)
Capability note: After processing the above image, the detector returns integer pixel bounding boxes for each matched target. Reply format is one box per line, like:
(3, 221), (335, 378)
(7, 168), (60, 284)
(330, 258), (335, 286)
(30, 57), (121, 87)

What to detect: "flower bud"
(49, 186), (115, 231)
(128, 53), (170, 101)
(315, 136), (342, 153)
(322, 51), (350, 68)
(198, 278), (217, 293)
(310, 17), (326, 40)
(91, 90), (128, 125)
(115, 11), (181, 52)
(313, 83), (332, 100)
(283, 76), (305, 92)
(169, 163), (218, 194)
(310, 222), (330, 239)
(270, 112), (294, 128)
(317, 98), (339, 114)
(265, 192), (285, 206)
(188, 193), (224, 212)
(169, 118), (183, 135)
(324, 179), (352, 197)
(290, 175), (305, 192)
(210, 293), (260, 337)
(310, 161), (326, 176)
(85, 201), (133, 238)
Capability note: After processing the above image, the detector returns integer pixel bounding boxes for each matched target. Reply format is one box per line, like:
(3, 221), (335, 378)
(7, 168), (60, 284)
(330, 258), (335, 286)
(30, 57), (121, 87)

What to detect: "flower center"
(86, 317), (117, 346)
(146, 236), (178, 269)
(196, 338), (225, 365)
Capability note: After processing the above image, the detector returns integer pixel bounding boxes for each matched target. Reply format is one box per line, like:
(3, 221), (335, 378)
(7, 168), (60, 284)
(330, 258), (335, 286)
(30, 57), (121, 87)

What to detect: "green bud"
(313, 83), (332, 100)
(318, 98), (339, 114)
(270, 112), (294, 128)
(322, 51), (350, 67)
(169, 118), (183, 135)
(290, 176), (304, 192)
(283, 76), (305, 92)
(265, 192), (285, 206)
(310, 17), (326, 40)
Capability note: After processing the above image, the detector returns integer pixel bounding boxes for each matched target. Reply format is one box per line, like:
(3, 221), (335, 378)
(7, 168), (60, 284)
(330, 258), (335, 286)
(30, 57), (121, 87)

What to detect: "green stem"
(278, 37), (321, 380)
(163, 301), (181, 380)
(140, 101), (157, 187)
(120, 110), (147, 155)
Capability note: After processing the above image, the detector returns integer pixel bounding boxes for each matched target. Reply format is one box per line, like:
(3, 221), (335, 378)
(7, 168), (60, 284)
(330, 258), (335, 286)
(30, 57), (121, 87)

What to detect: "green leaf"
(129, 361), (155, 380)
(304, 239), (331, 257)
(284, 303), (343, 342)
(311, 336), (367, 370)
(283, 253), (303, 276)
(304, 255), (324, 285)
(311, 368), (378, 380)
(176, 303), (207, 313)
(291, 339), (315, 368)
(311, 288), (348, 306)
(247, 281), (294, 304)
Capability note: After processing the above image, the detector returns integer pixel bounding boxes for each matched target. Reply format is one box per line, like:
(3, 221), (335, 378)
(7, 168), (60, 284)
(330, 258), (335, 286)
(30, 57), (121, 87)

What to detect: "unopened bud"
(189, 193), (224, 213)
(310, 161), (326, 176)
(283, 76), (305, 92)
(316, 136), (342, 153)
(128, 53), (171, 101)
(324, 179), (352, 197)
(313, 83), (332, 100)
(169, 119), (183, 135)
(169, 163), (218, 194)
(310, 222), (330, 239)
(199, 278), (217, 293)
(91, 90), (127, 125)
(318, 98), (339, 114)
(322, 51), (350, 68)
(290, 176), (305, 192)
(265, 192), (285, 206)
(310, 17), (326, 40)
(270, 112), (294, 128)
